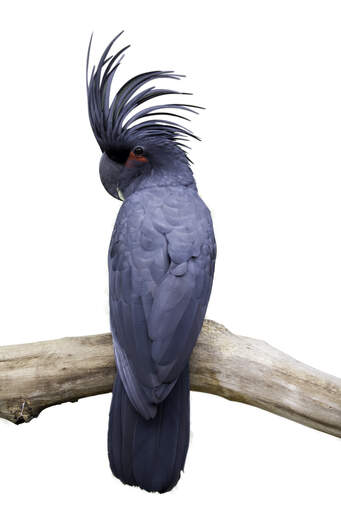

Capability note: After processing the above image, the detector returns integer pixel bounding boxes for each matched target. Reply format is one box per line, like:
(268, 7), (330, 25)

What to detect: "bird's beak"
(99, 152), (124, 200)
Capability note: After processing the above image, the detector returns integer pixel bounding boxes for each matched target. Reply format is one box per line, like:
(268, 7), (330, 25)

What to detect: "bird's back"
(107, 184), (216, 492)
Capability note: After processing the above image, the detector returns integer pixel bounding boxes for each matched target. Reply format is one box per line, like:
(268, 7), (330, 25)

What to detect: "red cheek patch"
(126, 151), (148, 168)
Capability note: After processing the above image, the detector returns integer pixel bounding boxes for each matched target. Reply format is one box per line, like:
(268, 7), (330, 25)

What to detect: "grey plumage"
(86, 32), (216, 493)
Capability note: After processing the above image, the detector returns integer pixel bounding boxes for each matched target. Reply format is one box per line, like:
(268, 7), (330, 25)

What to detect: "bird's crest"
(86, 32), (202, 154)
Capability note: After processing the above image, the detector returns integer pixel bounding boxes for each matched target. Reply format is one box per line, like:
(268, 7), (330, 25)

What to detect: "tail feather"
(108, 364), (190, 493)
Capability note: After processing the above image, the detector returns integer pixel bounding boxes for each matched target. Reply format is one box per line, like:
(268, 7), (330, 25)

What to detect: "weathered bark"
(0, 319), (340, 438)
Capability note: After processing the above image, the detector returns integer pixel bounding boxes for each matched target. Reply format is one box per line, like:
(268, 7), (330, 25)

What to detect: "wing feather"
(109, 187), (216, 419)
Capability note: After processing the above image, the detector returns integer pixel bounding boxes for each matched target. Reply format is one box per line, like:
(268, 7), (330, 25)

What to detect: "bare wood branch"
(0, 319), (340, 438)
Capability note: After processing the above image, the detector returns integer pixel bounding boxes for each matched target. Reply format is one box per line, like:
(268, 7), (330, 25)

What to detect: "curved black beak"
(99, 153), (124, 200)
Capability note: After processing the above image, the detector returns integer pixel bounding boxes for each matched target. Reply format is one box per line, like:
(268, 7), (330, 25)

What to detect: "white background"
(0, 1), (340, 510)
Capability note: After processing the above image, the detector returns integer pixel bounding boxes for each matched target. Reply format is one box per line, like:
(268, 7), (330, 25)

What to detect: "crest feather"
(86, 32), (202, 153)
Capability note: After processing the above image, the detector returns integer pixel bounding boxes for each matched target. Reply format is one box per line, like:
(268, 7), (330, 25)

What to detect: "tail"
(108, 364), (190, 493)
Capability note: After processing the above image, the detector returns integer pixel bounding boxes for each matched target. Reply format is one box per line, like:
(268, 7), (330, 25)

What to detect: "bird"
(86, 31), (216, 493)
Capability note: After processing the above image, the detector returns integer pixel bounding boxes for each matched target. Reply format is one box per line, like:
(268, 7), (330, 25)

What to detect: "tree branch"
(1, 319), (341, 437)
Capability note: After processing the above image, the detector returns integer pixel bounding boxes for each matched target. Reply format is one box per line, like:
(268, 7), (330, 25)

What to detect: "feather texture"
(86, 33), (216, 493)
(86, 32), (203, 154)
(108, 364), (190, 493)
(107, 185), (216, 491)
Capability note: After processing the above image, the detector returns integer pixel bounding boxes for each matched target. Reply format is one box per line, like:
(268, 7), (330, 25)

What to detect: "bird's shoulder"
(112, 185), (214, 251)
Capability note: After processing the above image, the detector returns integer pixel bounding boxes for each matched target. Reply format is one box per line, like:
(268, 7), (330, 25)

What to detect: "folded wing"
(109, 188), (216, 419)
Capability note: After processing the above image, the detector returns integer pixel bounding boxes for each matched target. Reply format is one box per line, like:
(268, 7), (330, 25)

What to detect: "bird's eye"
(133, 146), (144, 156)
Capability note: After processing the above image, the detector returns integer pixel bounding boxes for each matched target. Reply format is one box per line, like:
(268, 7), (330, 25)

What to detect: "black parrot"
(86, 32), (216, 493)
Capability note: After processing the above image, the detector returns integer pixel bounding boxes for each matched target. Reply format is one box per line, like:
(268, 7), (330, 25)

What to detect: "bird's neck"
(123, 162), (197, 198)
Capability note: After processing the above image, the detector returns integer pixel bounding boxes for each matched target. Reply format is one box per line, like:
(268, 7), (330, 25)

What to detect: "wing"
(109, 187), (216, 420)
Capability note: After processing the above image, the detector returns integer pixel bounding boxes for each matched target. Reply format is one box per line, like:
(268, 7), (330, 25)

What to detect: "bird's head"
(86, 32), (202, 200)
